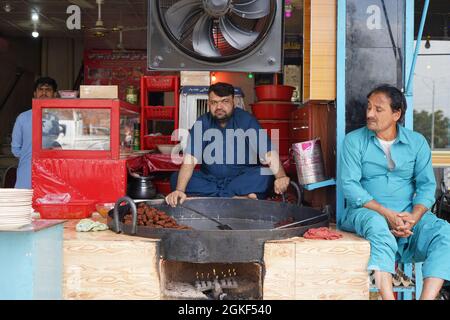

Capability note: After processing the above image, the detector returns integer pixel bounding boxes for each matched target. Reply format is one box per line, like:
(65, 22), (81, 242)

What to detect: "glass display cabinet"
(31, 99), (141, 218)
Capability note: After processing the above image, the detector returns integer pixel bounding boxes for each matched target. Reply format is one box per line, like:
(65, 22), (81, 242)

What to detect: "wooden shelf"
(303, 0), (337, 101)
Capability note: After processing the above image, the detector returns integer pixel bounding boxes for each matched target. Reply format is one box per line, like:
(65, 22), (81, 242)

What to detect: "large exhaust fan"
(148, 0), (284, 72)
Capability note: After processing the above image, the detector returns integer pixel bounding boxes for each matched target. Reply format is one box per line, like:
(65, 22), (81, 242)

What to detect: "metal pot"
(126, 174), (157, 199)
(110, 182), (329, 263)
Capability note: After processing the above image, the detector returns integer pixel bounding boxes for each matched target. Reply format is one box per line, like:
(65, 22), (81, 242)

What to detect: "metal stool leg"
(402, 263), (413, 300)
(415, 262), (423, 299)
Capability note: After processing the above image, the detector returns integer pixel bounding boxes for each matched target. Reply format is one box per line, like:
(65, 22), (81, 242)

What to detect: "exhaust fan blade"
(232, 0), (271, 19)
(219, 17), (259, 50)
(193, 14), (221, 57)
(165, 0), (203, 39)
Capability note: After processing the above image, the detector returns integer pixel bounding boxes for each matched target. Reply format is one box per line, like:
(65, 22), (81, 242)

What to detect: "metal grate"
(196, 99), (209, 118)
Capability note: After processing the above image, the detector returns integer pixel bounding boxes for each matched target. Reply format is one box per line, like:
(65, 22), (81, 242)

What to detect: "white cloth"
(377, 137), (395, 170)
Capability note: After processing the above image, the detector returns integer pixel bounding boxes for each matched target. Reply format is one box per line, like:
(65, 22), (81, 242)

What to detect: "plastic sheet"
(127, 154), (185, 176)
(36, 193), (71, 204)
(32, 158), (127, 206)
(127, 154), (293, 176)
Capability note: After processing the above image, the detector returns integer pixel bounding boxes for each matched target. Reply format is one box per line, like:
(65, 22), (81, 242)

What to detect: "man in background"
(11, 76), (58, 189)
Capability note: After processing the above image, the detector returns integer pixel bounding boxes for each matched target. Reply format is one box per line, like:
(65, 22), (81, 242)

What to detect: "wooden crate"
(263, 227), (370, 300)
(63, 220), (161, 300)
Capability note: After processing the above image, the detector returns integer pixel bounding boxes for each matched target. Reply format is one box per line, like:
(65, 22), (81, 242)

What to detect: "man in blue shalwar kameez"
(166, 82), (290, 206)
(340, 84), (450, 300)
(11, 77), (59, 189)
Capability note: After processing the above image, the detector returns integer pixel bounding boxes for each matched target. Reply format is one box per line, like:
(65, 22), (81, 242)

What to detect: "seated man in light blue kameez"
(340, 84), (450, 300)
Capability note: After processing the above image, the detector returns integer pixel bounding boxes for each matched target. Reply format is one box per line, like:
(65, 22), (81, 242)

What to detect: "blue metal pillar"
(405, 0), (430, 129)
(336, 0), (346, 227)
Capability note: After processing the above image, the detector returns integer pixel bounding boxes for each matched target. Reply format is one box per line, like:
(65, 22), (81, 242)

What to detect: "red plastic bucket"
(255, 85), (295, 102)
(251, 102), (296, 120)
(273, 139), (290, 156)
(259, 120), (290, 139)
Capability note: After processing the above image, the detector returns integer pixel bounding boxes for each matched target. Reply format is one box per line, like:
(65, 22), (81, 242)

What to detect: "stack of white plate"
(0, 189), (33, 230)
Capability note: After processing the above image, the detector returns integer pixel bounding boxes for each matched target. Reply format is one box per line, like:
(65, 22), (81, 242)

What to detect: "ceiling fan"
(52, 0), (109, 37)
(87, 0), (109, 37)
(67, 0), (95, 9)
(85, 1), (147, 38)
(112, 25), (147, 51)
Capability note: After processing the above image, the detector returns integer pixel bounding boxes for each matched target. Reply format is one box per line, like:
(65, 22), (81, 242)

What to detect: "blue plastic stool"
(398, 262), (423, 300)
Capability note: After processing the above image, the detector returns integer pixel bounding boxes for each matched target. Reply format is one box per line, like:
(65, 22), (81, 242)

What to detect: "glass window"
(119, 108), (139, 153)
(42, 108), (111, 150)
(413, 40), (450, 151)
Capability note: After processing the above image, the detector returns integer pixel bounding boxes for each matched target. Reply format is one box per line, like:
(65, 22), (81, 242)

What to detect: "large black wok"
(109, 187), (329, 263)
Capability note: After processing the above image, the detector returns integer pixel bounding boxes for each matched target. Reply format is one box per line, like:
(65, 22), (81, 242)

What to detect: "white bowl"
(157, 144), (179, 154)
(58, 90), (78, 99)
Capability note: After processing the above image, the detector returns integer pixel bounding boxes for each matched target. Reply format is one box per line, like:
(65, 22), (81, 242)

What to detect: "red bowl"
(259, 121), (290, 139)
(251, 103), (296, 120)
(255, 85), (295, 102)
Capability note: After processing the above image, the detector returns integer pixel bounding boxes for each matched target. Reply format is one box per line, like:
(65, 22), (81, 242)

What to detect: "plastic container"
(292, 139), (326, 185)
(157, 144), (181, 154)
(35, 200), (95, 219)
(259, 120), (290, 139)
(58, 90), (78, 99)
(255, 85), (295, 102)
(143, 135), (178, 150)
(275, 139), (290, 156)
(153, 179), (172, 195)
(143, 76), (176, 91)
(144, 106), (175, 119)
(251, 102), (296, 120)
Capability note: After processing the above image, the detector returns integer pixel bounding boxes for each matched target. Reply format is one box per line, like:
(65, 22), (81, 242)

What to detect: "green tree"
(413, 109), (449, 148)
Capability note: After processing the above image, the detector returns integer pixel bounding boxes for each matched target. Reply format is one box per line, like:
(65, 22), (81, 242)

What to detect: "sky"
(413, 40), (450, 119)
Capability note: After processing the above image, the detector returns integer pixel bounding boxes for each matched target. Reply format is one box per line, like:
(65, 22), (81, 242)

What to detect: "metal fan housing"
(147, 0), (284, 72)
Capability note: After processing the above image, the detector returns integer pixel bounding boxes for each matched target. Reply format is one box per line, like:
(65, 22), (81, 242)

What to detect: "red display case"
(32, 98), (141, 218)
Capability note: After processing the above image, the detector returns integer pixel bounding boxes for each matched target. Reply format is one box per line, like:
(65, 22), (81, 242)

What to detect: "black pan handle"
(281, 181), (302, 206)
(112, 196), (137, 234)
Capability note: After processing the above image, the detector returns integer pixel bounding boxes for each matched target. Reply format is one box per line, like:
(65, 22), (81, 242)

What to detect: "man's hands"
(274, 176), (290, 195)
(386, 211), (416, 238)
(165, 190), (187, 207)
(263, 150), (290, 195)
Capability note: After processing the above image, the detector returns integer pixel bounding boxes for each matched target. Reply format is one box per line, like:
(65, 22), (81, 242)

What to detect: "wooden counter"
(63, 218), (161, 300)
(263, 227), (370, 300)
(63, 219), (370, 300)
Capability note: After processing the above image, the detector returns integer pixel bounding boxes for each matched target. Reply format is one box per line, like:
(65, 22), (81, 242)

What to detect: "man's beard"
(212, 109), (234, 123)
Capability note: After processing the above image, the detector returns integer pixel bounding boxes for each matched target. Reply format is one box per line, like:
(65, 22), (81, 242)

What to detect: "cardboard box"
(180, 71), (211, 86)
(79, 85), (118, 99)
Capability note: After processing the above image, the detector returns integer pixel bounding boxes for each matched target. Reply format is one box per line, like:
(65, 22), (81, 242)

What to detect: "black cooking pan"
(109, 182), (329, 263)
